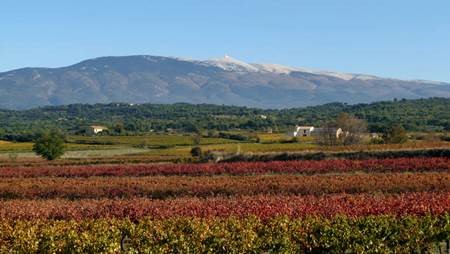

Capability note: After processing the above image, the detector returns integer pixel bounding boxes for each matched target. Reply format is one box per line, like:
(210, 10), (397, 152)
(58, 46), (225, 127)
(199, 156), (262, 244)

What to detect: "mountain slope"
(1, 55), (449, 109)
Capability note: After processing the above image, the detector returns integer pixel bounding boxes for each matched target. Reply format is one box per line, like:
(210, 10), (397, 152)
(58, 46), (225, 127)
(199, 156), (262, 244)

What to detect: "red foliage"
(1, 192), (449, 220)
(0, 173), (449, 199)
(0, 157), (448, 178)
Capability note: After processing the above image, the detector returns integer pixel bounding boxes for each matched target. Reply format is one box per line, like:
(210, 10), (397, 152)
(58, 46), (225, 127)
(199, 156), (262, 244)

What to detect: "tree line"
(0, 98), (449, 142)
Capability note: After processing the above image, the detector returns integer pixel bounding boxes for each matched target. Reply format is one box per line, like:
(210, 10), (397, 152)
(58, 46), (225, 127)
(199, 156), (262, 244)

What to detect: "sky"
(2, 0), (450, 82)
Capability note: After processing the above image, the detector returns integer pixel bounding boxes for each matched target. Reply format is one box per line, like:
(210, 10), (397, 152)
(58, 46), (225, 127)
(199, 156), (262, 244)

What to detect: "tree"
(316, 113), (367, 146)
(32, 131), (66, 160)
(383, 125), (408, 144)
(314, 121), (340, 146)
(183, 121), (200, 133)
(113, 123), (125, 134)
(335, 113), (367, 145)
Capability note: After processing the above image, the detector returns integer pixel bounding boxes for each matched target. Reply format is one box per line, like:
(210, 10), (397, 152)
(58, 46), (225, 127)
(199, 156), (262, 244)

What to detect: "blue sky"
(2, 0), (450, 82)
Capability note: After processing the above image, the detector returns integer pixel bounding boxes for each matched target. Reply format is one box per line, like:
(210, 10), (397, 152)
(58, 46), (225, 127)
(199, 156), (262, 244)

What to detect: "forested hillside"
(0, 98), (449, 140)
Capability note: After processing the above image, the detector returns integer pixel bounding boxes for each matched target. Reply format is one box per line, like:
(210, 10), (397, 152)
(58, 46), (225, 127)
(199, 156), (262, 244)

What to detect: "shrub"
(190, 146), (202, 157)
(383, 125), (408, 144)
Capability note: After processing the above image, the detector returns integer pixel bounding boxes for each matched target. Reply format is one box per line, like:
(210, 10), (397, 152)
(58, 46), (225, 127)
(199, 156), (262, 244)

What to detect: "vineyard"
(0, 157), (449, 177)
(1, 156), (449, 252)
(3, 2), (450, 252)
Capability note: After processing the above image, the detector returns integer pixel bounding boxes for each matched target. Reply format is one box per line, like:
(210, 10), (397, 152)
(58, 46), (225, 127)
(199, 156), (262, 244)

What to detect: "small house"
(289, 126), (315, 137)
(87, 125), (107, 135)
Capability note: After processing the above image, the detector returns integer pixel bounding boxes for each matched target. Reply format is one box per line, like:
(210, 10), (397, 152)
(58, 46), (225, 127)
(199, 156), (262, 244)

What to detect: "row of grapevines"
(0, 172), (449, 199)
(1, 192), (449, 220)
(1, 215), (449, 253)
(1, 157), (449, 178)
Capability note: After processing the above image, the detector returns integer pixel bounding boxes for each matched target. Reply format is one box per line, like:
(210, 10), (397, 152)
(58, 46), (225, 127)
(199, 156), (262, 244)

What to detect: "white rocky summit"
(196, 55), (380, 81)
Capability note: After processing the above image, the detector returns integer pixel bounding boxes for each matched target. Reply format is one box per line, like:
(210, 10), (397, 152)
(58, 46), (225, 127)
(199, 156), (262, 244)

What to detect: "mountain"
(1, 55), (450, 109)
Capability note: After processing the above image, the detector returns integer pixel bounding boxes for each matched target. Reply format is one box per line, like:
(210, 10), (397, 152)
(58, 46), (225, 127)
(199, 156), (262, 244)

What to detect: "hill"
(0, 98), (449, 140)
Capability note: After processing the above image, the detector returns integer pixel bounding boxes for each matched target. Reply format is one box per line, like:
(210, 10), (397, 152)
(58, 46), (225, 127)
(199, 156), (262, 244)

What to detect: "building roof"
(89, 125), (107, 129)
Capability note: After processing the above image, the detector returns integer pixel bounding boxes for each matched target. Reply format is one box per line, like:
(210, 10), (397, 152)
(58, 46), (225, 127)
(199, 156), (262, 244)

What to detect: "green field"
(66, 134), (239, 146)
(0, 140), (120, 153)
(2, 133), (450, 165)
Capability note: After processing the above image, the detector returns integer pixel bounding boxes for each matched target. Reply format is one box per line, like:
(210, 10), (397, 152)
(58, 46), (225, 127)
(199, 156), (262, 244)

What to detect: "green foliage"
(0, 98), (449, 139)
(32, 130), (66, 160)
(0, 215), (449, 253)
(113, 123), (125, 134)
(314, 113), (368, 146)
(190, 146), (202, 157)
(369, 136), (385, 144)
(217, 132), (253, 142)
(383, 125), (408, 144)
(335, 112), (367, 145)
(222, 148), (450, 162)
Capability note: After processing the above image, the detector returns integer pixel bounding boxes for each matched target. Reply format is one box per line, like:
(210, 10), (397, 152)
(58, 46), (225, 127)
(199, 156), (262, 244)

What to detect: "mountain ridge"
(1, 55), (449, 109)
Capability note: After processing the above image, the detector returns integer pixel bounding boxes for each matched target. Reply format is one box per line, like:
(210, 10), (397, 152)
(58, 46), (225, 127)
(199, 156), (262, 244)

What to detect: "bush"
(218, 132), (251, 141)
(279, 137), (299, 144)
(383, 125), (408, 144)
(0, 133), (37, 142)
(369, 136), (384, 144)
(190, 146), (202, 157)
(221, 149), (450, 162)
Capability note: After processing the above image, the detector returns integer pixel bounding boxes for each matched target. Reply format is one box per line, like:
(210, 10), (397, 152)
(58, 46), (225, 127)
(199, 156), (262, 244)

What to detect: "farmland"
(0, 141), (450, 252)
(3, 1), (450, 251)
(1, 113), (450, 252)
(0, 173), (449, 199)
(1, 132), (449, 166)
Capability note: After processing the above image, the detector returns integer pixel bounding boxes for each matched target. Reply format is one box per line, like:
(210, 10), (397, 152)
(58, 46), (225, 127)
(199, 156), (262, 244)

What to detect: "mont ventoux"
(1, 55), (450, 110)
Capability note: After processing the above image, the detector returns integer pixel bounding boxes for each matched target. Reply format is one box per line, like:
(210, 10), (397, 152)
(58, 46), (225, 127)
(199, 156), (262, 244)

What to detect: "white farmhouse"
(289, 126), (315, 137)
(87, 125), (107, 135)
